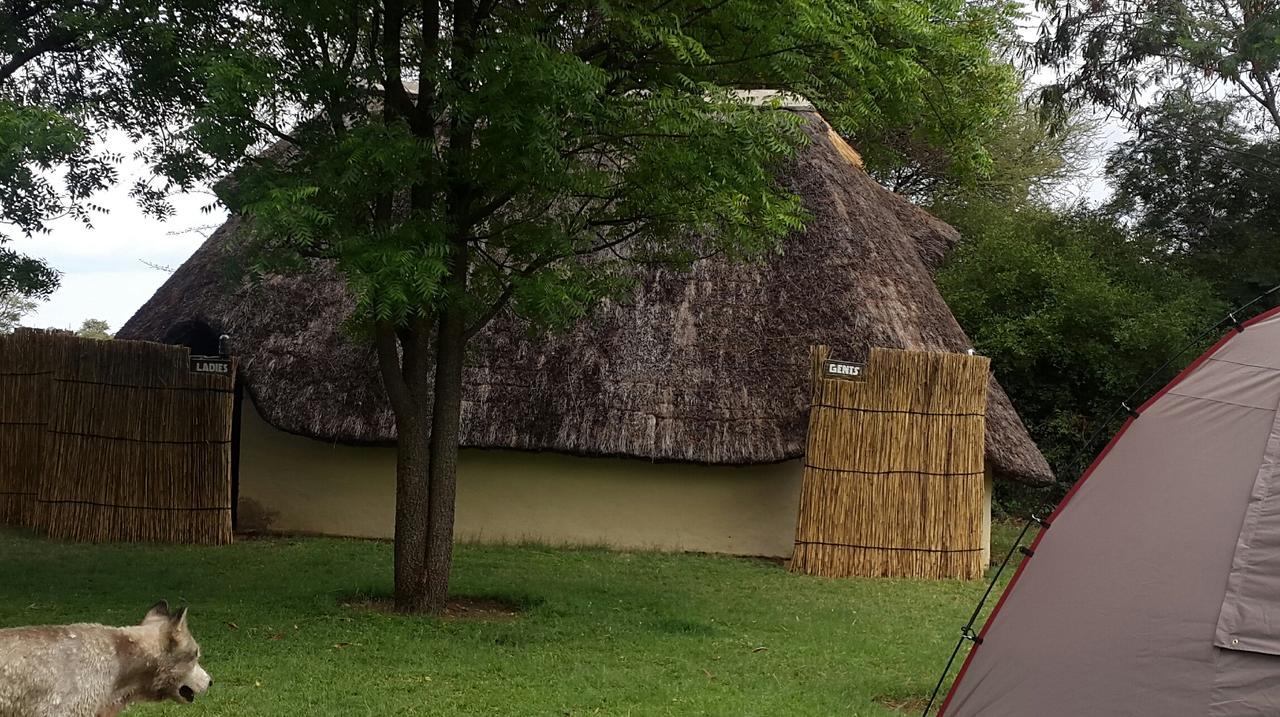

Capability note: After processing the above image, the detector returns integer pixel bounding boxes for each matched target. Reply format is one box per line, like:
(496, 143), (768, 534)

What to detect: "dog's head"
(140, 600), (212, 704)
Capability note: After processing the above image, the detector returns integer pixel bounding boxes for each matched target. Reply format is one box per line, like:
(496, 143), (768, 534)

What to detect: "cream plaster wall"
(238, 400), (806, 556)
(238, 400), (992, 562)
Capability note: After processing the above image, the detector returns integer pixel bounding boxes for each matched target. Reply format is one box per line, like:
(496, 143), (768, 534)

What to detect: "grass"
(0, 524), (1027, 716)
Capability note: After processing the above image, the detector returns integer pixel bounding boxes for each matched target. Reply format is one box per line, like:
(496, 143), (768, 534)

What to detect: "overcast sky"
(12, 151), (227, 332)
(13, 5), (1125, 333)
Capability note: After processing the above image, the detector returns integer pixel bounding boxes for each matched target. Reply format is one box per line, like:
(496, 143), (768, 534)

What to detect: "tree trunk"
(398, 0), (477, 614)
(375, 321), (435, 613)
(422, 304), (465, 613)
(393, 413), (431, 612)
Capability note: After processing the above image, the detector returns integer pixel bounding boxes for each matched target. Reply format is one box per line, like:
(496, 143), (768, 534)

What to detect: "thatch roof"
(119, 110), (1053, 485)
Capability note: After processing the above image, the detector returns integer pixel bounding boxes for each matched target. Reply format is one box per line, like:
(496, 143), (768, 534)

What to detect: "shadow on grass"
(338, 588), (545, 621)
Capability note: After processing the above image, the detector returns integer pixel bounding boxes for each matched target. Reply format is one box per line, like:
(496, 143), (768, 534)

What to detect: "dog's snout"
(208, 676), (214, 687)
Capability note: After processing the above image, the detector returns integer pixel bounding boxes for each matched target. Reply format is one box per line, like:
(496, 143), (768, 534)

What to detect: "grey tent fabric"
(940, 308), (1280, 717)
(1216, 404), (1280, 657)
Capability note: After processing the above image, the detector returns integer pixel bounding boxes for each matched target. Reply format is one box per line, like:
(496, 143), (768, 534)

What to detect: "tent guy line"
(922, 517), (1039, 714)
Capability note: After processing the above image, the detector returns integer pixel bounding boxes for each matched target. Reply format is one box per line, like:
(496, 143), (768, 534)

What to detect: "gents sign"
(822, 359), (866, 381)
(190, 357), (232, 376)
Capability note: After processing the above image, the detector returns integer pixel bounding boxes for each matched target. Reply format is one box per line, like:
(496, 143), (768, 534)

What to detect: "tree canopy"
(937, 200), (1226, 505)
(0, 292), (36, 333)
(135, 0), (1021, 611)
(1106, 94), (1280, 308)
(75, 318), (112, 339)
(0, 0), (228, 299)
(870, 96), (1097, 206)
(1035, 0), (1280, 134)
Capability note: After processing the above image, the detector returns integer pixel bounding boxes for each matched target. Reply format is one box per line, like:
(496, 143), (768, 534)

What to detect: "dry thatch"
(118, 109), (1053, 485)
(792, 346), (989, 579)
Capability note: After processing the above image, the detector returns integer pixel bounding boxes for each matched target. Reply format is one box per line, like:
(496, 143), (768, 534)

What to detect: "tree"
(1034, 0), (1280, 134)
(0, 293), (36, 333)
(0, 1), (228, 298)
(850, 0), (1026, 197)
(0, 247), (58, 304)
(857, 0), (1098, 207)
(1106, 94), (1280, 309)
(868, 97), (1098, 206)
(153, 0), (1017, 613)
(75, 318), (112, 339)
(937, 201), (1225, 504)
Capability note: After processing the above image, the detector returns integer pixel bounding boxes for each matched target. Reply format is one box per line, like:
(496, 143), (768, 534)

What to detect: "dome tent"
(940, 306), (1280, 715)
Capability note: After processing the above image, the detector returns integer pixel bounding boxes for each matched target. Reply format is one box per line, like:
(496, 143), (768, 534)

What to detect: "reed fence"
(0, 330), (234, 544)
(791, 346), (989, 579)
(0, 329), (57, 526)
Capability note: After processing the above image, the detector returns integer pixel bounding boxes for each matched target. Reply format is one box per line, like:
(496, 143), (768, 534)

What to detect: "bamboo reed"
(791, 346), (989, 579)
(0, 329), (56, 527)
(0, 331), (235, 544)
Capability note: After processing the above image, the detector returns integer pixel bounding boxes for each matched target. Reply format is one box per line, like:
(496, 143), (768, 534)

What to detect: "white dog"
(0, 601), (212, 716)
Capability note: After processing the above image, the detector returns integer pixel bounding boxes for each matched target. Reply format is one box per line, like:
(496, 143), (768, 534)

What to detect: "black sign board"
(822, 359), (866, 381)
(190, 356), (232, 376)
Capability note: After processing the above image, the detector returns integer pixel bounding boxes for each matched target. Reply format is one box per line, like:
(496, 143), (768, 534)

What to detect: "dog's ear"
(171, 606), (189, 632)
(142, 600), (171, 624)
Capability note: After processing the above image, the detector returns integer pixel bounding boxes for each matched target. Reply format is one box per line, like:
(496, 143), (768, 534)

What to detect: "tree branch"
(381, 0), (415, 120)
(375, 321), (413, 418)
(413, 0), (440, 135)
(462, 283), (516, 340)
(0, 28), (78, 84)
(248, 117), (301, 146)
(462, 248), (562, 340)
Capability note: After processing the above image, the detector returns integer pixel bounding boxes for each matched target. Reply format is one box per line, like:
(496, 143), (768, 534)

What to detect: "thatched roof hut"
(119, 109), (1052, 486)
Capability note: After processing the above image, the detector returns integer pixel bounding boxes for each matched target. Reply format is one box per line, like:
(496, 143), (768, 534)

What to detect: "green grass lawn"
(0, 525), (1027, 716)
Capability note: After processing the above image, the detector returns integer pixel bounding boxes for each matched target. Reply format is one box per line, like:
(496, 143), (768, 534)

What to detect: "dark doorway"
(162, 320), (242, 531)
(162, 320), (221, 356)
